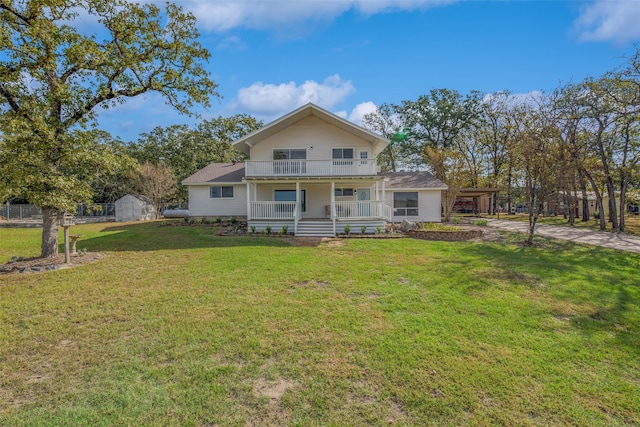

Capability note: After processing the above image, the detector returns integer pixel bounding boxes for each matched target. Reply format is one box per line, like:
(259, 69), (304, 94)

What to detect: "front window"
(210, 186), (234, 198)
(334, 188), (354, 197)
(394, 192), (418, 216)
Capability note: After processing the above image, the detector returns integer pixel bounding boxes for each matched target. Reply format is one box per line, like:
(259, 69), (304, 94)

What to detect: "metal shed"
(115, 194), (156, 222)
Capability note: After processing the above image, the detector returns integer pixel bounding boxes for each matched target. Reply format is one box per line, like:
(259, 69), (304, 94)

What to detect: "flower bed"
(407, 228), (483, 241)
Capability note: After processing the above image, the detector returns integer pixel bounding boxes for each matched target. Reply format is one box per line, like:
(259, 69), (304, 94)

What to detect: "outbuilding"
(115, 194), (156, 222)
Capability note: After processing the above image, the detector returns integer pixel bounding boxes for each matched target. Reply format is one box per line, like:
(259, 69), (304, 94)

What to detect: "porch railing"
(245, 159), (377, 177)
(249, 201), (296, 219)
(384, 204), (394, 221)
(248, 200), (393, 221)
(334, 201), (390, 219)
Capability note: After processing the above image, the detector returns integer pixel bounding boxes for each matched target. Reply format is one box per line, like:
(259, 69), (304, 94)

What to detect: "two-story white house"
(182, 103), (447, 236)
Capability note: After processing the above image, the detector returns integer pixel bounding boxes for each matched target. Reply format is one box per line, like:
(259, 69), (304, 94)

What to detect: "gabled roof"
(182, 162), (246, 184)
(233, 103), (389, 155)
(380, 171), (448, 190)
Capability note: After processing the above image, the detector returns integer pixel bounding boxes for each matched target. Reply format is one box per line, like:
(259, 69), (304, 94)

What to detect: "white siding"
(188, 184), (247, 217)
(250, 116), (378, 161)
(385, 189), (442, 223)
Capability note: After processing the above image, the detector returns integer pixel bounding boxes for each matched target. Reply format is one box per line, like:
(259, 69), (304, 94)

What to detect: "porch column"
(246, 182), (251, 220)
(373, 181), (379, 217)
(381, 179), (386, 205)
(381, 179), (387, 220)
(330, 182), (335, 218)
(331, 181), (336, 236)
(295, 181), (301, 218)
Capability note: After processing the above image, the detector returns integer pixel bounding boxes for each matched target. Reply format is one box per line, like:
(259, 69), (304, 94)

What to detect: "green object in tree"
(390, 127), (410, 143)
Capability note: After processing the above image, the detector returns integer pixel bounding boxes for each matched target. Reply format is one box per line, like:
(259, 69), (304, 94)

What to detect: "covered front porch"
(245, 177), (393, 236)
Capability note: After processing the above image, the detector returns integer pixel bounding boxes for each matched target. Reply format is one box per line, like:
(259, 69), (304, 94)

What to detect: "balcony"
(245, 159), (378, 177)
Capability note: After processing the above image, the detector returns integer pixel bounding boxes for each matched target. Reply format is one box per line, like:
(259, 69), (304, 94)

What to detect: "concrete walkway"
(484, 219), (640, 254)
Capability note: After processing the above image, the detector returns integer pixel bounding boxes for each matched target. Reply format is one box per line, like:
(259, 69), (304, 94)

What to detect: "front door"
(357, 188), (371, 217)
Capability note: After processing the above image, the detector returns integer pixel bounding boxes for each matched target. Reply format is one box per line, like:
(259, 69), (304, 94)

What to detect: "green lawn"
(1, 222), (638, 426)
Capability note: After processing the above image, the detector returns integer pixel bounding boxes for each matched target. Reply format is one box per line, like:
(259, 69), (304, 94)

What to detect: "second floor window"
(273, 149), (306, 160)
(332, 148), (354, 160)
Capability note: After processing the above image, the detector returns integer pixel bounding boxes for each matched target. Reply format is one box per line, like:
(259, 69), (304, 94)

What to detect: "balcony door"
(273, 149), (307, 175)
(332, 148), (354, 175)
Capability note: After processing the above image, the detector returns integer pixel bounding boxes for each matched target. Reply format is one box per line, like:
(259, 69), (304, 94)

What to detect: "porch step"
(295, 220), (335, 237)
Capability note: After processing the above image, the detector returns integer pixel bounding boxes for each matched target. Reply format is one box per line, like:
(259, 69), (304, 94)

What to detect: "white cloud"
(348, 101), (377, 125)
(180, 0), (456, 33)
(574, 0), (640, 44)
(235, 74), (356, 115)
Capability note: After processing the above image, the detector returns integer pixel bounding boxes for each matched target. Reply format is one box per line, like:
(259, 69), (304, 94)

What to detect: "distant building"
(115, 194), (156, 222)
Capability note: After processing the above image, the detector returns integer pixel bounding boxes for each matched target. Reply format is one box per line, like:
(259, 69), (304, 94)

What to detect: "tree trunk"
(526, 205), (539, 246)
(442, 188), (459, 222)
(579, 175), (589, 222)
(507, 165), (513, 214)
(606, 178), (619, 231)
(41, 207), (60, 258)
(582, 169), (606, 230)
(619, 180), (627, 232)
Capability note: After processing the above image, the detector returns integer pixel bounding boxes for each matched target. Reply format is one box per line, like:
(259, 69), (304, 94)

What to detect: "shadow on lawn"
(464, 240), (640, 353)
(79, 221), (294, 252)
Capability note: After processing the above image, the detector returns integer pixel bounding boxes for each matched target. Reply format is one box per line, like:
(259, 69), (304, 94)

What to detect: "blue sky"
(94, 0), (640, 142)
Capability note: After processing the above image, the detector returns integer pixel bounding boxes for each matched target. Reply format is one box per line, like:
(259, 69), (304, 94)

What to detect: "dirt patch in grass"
(254, 378), (297, 402)
(0, 252), (106, 275)
(286, 237), (326, 247)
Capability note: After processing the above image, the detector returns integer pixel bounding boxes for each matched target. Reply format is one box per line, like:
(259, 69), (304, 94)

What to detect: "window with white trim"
(359, 150), (370, 165)
(332, 148), (354, 159)
(394, 192), (418, 216)
(273, 149), (306, 160)
(334, 188), (354, 197)
(210, 186), (234, 198)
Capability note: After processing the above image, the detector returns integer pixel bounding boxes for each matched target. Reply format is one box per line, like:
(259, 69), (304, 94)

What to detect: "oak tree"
(0, 0), (218, 257)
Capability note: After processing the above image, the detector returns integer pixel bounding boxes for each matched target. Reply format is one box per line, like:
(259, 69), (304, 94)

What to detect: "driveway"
(484, 219), (640, 254)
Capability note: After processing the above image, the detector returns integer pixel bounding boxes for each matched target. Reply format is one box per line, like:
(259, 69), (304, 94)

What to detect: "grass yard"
(0, 222), (638, 426)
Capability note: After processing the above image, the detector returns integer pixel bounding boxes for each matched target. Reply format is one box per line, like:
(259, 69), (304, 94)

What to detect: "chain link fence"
(0, 203), (115, 221)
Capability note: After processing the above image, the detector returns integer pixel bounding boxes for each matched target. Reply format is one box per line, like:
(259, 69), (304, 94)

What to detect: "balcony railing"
(245, 159), (377, 177)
